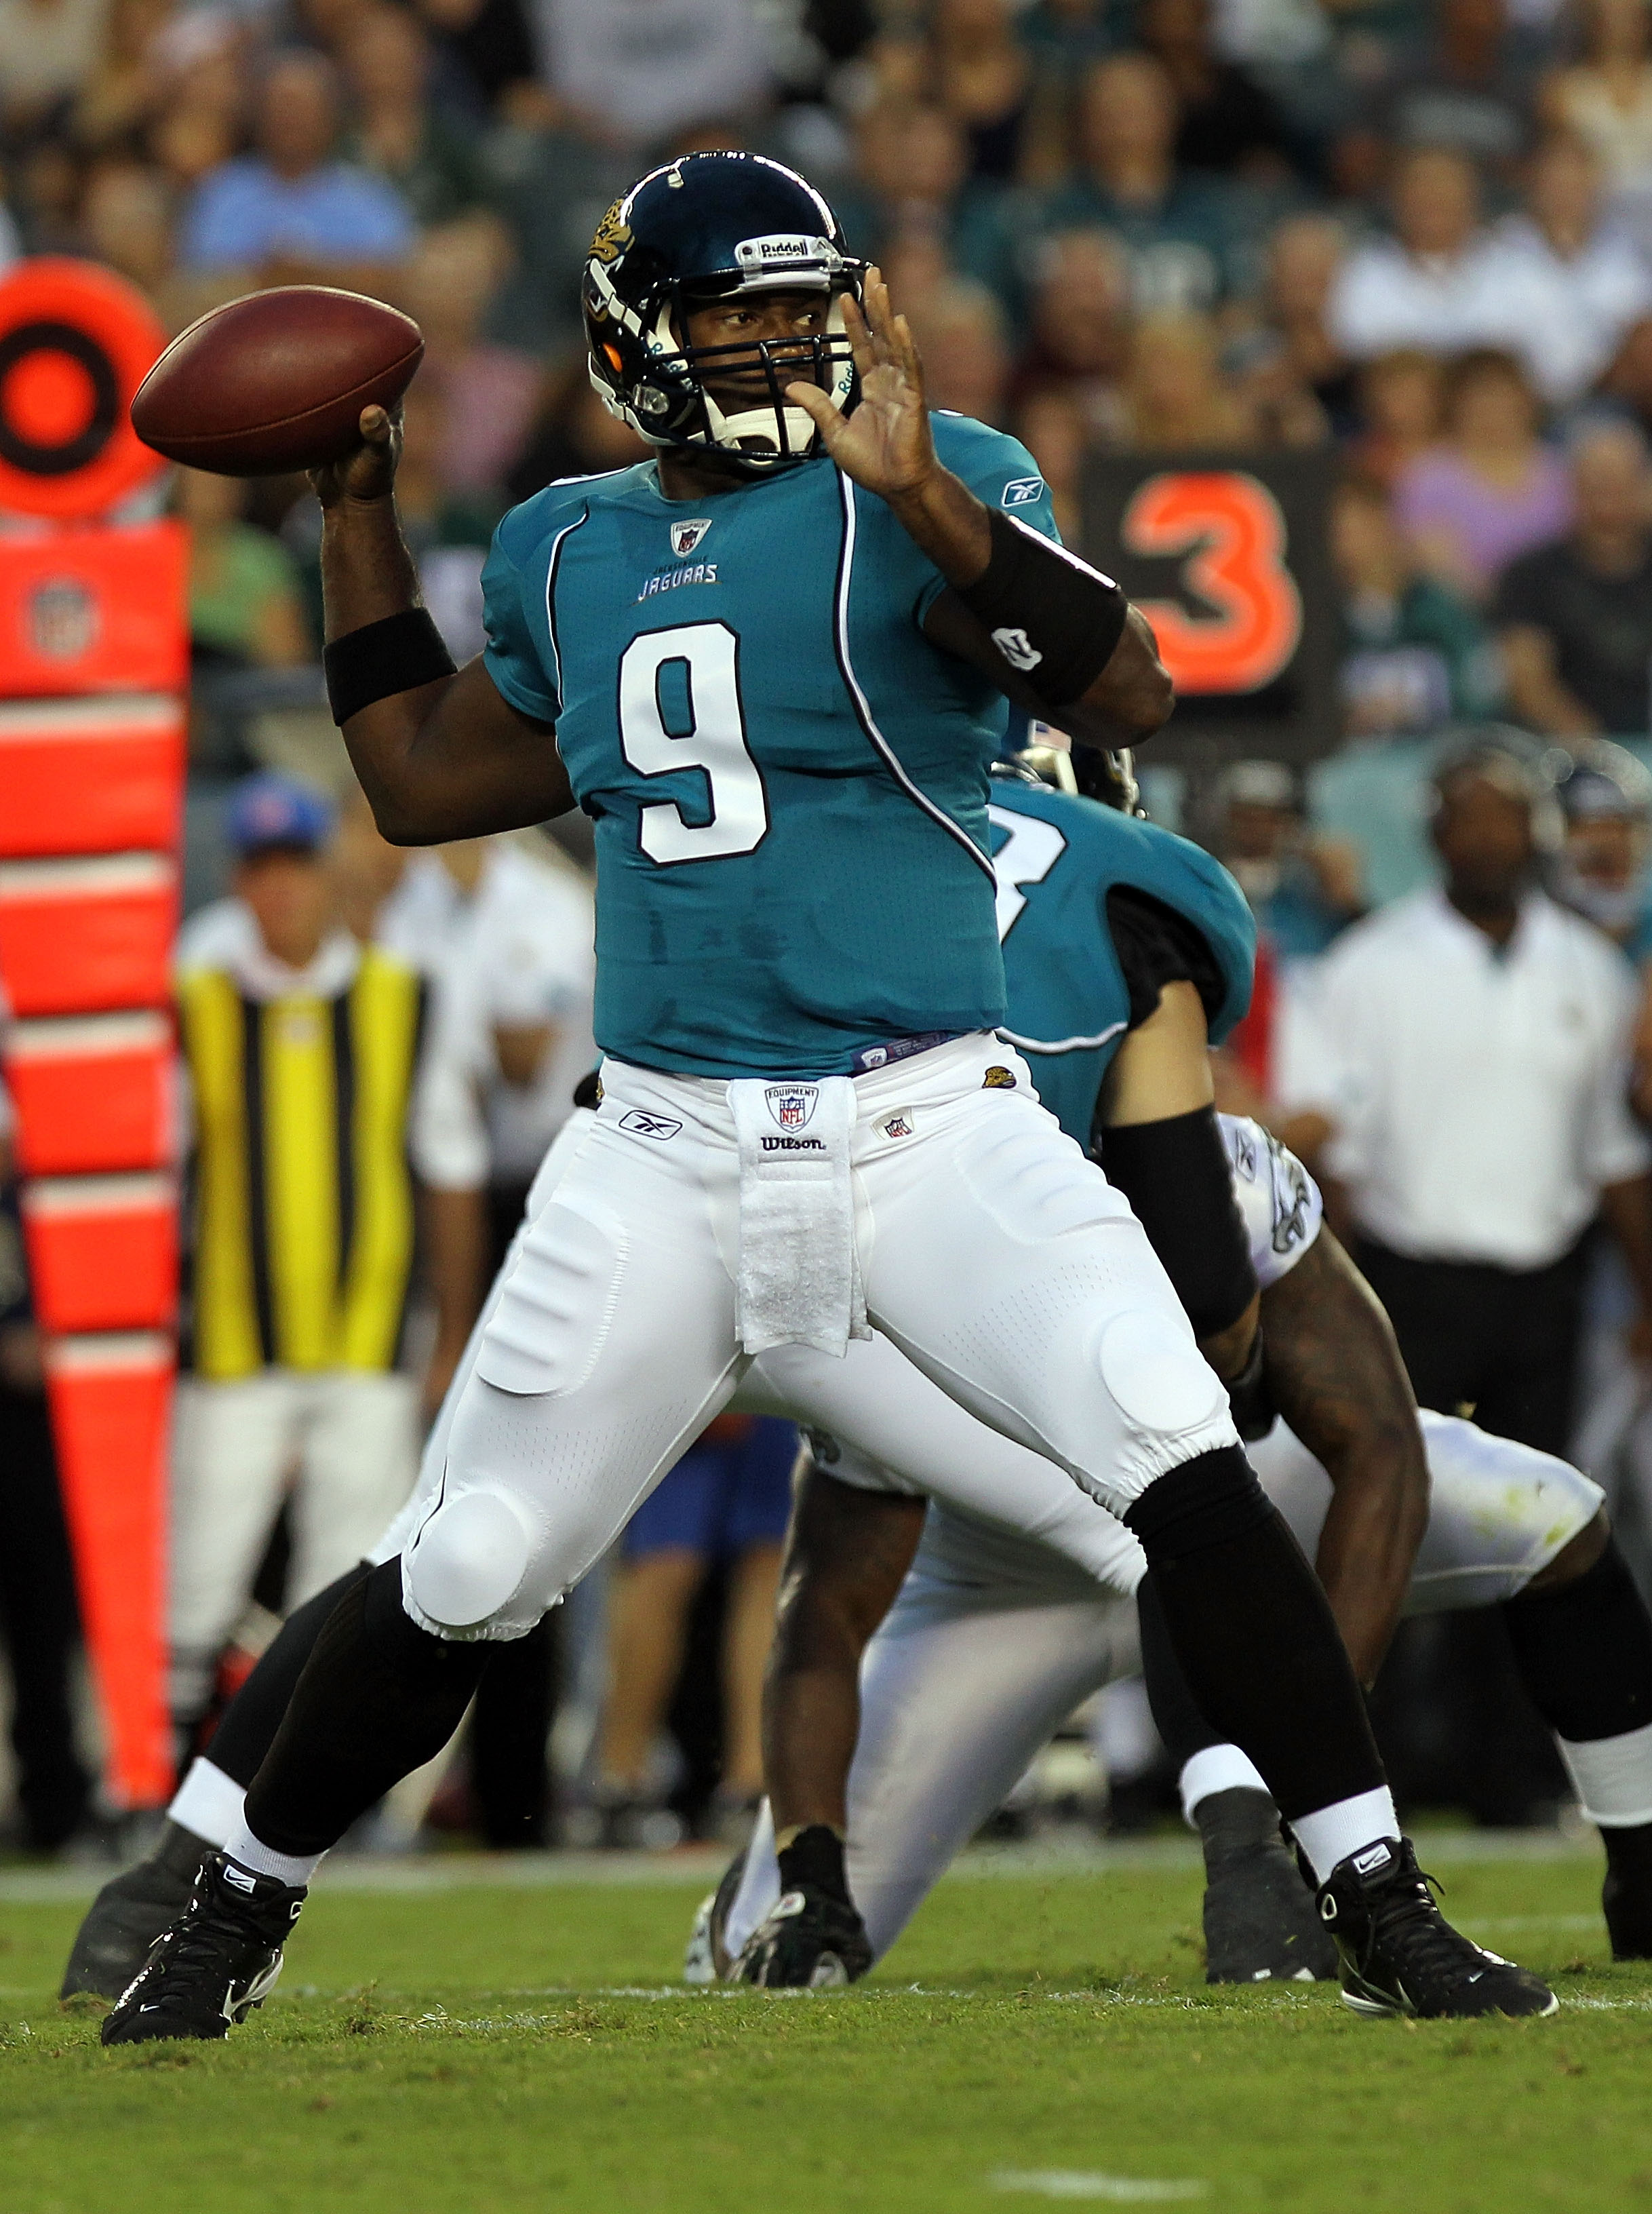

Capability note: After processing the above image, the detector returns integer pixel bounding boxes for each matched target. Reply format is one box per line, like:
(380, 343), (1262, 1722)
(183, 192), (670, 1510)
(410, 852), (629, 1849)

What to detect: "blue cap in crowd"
(227, 773), (335, 860)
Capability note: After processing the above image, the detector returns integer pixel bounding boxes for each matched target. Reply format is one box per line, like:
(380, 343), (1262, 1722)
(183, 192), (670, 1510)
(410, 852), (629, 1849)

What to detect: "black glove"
(733, 1825), (873, 1989)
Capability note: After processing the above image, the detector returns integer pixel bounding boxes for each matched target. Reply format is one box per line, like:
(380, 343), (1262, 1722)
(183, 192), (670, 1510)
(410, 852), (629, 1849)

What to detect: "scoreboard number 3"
(1121, 471), (1303, 695)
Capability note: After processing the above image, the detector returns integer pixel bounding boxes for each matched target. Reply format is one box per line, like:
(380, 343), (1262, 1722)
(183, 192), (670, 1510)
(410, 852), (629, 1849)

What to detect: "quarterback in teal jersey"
(103, 151), (1552, 2045)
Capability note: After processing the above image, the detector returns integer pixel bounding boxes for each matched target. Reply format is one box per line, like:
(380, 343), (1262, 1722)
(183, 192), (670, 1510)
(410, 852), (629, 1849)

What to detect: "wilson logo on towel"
(765, 1085), (818, 1131)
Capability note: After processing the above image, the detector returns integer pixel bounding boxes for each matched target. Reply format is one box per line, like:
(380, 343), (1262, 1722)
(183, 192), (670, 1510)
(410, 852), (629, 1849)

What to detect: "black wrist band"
(956, 508), (1129, 707)
(323, 608), (457, 726)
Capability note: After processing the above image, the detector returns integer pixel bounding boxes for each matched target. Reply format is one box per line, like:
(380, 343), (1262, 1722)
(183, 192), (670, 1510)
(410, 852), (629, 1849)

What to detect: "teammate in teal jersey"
(985, 750), (1254, 1149)
(102, 151), (1550, 2044)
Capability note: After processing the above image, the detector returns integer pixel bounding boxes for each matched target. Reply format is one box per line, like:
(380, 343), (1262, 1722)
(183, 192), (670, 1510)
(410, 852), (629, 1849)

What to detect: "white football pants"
(387, 1038), (1238, 1641)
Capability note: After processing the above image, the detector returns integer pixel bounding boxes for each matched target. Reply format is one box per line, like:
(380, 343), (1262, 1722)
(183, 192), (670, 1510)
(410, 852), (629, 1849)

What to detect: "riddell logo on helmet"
(735, 234), (833, 270)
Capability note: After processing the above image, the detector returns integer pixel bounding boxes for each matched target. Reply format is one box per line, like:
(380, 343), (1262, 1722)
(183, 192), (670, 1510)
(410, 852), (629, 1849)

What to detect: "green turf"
(1, 1843), (1646, 2214)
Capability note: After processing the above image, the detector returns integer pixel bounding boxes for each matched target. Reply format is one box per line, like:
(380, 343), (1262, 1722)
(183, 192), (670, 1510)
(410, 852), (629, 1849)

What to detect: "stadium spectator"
(339, 5), (484, 227)
(505, 351), (649, 503)
(398, 217), (540, 496)
(1599, 311), (1652, 437)
(414, 0), (538, 121)
(0, 1108), (92, 1853)
(1495, 419), (1652, 737)
(1118, 309), (1257, 450)
(594, 1416), (798, 1848)
(1010, 226), (1132, 420)
(77, 156), (171, 302)
(1540, 0), (1652, 194)
(169, 774), (487, 1747)
(905, 277), (1010, 423)
(1213, 758), (1366, 963)
(0, 0), (111, 139)
(178, 50), (418, 282)
(1278, 739), (1652, 1461)
(1333, 471), (1503, 735)
(1327, 147), (1516, 364)
(1042, 52), (1248, 313)
(533, 0), (773, 150)
(1232, 211), (1354, 444)
(177, 469), (313, 674)
(71, 0), (170, 156)
(1554, 741), (1652, 959)
(925, 0), (1033, 184)
(1484, 132), (1652, 404)
(1348, 347), (1446, 488)
(1137, 0), (1295, 180)
(1393, 348), (1572, 602)
(1360, 0), (1538, 176)
(840, 97), (1023, 318)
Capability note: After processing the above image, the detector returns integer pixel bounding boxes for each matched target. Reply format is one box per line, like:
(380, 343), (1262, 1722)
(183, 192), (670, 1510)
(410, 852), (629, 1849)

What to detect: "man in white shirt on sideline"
(1327, 146), (1522, 366)
(1279, 737), (1652, 1463)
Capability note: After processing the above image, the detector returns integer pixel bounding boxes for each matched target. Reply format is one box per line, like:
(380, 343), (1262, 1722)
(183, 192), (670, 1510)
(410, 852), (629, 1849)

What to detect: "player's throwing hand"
(786, 267), (935, 503)
(309, 402), (401, 509)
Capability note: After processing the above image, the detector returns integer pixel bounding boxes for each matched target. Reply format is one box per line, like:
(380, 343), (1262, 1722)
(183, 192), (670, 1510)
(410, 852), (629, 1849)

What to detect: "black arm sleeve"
(1095, 885), (1256, 1341)
(1099, 1107), (1258, 1341)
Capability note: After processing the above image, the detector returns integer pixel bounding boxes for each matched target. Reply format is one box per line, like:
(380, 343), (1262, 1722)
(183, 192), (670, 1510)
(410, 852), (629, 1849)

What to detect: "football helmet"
(583, 150), (865, 474)
(1006, 716), (1143, 814)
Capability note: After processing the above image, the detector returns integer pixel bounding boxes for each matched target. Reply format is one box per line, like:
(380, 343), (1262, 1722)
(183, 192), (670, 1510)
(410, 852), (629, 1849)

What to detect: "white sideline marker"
(991, 2175), (1207, 2202)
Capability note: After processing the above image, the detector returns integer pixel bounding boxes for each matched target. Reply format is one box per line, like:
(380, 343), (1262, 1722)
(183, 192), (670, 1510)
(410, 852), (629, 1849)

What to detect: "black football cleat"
(733, 1883), (873, 1989)
(684, 1848), (748, 1985)
(61, 1822), (212, 2001)
(1196, 1787), (1337, 1983)
(100, 1852), (305, 2045)
(1316, 1836), (1557, 2019)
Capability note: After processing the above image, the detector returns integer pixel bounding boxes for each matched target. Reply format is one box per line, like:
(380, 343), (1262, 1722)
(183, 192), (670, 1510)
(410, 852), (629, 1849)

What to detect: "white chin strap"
(700, 393), (820, 467)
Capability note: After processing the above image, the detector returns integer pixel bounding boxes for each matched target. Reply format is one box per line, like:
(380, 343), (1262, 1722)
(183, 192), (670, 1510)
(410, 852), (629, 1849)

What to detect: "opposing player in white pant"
(707, 1122), (1648, 1981)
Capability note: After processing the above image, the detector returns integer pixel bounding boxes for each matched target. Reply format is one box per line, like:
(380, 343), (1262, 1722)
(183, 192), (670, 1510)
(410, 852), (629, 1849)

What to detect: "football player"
(100, 151), (1546, 2042)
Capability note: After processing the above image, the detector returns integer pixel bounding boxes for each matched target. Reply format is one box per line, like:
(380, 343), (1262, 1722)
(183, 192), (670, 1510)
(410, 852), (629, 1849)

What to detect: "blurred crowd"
(17, 0), (1652, 1853)
(2, 0), (1652, 747)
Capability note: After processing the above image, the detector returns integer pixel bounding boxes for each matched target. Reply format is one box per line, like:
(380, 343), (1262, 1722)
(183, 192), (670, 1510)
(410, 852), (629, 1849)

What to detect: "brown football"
(130, 286), (424, 477)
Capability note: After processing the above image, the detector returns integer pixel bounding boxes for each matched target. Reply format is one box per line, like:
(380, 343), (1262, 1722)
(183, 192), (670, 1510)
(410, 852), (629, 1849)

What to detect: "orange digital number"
(1120, 471), (1303, 695)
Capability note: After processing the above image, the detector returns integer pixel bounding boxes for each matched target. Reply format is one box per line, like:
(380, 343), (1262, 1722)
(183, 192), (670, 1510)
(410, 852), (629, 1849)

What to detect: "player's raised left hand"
(787, 266), (937, 501)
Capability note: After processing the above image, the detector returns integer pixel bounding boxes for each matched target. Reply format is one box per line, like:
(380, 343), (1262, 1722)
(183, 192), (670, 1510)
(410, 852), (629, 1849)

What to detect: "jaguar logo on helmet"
(589, 201), (631, 267)
(582, 151), (867, 479)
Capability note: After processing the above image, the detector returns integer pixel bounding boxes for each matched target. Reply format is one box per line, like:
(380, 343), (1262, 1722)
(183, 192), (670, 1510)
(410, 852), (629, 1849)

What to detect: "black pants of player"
(1352, 1234), (1590, 1825)
(0, 1382), (90, 1850)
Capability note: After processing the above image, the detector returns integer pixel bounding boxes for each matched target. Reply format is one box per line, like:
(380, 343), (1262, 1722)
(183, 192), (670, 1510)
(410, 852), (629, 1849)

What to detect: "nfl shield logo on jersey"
(766, 1084), (817, 1131)
(670, 518), (713, 558)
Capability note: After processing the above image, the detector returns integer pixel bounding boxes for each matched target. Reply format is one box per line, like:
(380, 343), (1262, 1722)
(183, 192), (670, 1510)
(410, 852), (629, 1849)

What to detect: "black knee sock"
(1137, 1574), (1223, 1768)
(205, 1563), (373, 1789)
(1501, 1537), (1652, 1744)
(1124, 1447), (1385, 1823)
(242, 1559), (492, 1858)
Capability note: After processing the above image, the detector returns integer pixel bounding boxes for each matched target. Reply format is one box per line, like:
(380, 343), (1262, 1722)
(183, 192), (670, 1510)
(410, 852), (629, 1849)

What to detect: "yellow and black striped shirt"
(180, 947), (427, 1380)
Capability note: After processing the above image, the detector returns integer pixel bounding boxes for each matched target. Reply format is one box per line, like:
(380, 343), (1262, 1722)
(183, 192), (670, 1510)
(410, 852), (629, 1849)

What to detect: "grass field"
(1, 1836), (1648, 2214)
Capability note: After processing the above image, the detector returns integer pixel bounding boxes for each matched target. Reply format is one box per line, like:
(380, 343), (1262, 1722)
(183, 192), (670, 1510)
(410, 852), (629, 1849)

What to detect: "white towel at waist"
(727, 1074), (867, 1358)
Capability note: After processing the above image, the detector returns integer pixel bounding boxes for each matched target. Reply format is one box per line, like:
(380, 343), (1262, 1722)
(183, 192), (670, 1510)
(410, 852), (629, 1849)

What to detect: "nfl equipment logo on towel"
(766, 1085), (817, 1131)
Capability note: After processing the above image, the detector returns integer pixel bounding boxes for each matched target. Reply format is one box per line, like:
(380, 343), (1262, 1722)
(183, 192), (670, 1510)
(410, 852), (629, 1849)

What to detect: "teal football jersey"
(482, 416), (1060, 1079)
(987, 772), (1255, 1146)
